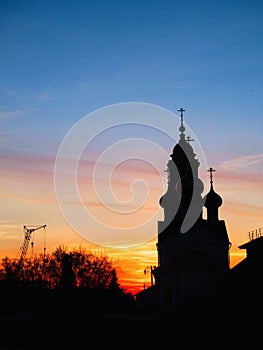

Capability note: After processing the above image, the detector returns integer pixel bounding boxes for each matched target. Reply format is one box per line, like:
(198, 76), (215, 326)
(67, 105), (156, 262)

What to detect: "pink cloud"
(220, 154), (263, 170)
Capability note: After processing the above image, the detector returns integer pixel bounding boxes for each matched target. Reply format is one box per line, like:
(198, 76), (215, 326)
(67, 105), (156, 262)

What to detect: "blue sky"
(1, 1), (262, 146)
(0, 1), (263, 281)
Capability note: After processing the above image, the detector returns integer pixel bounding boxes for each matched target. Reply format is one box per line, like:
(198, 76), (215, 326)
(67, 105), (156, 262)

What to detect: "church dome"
(204, 167), (222, 208)
(171, 142), (184, 157)
(171, 138), (194, 157)
(204, 186), (222, 208)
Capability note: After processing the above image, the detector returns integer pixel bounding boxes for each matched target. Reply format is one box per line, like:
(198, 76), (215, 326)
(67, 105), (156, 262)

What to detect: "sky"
(0, 0), (262, 295)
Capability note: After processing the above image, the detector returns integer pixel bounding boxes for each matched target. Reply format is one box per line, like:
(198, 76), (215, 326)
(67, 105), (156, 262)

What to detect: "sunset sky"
(1, 0), (262, 295)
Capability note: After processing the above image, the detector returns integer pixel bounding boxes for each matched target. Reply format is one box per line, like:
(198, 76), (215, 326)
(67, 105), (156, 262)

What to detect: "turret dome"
(204, 167), (222, 208)
(204, 187), (222, 208)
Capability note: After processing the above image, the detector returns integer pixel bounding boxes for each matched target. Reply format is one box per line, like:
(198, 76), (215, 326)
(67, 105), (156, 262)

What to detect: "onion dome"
(204, 186), (222, 208)
(204, 167), (222, 222)
(204, 167), (222, 208)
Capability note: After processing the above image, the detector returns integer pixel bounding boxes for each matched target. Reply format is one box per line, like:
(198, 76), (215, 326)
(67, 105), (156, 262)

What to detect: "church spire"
(204, 167), (222, 223)
(178, 108), (186, 142)
(159, 107), (204, 232)
(207, 167), (216, 189)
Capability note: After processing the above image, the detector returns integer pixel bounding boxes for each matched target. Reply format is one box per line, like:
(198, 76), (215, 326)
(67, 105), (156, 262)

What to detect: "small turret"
(204, 167), (222, 222)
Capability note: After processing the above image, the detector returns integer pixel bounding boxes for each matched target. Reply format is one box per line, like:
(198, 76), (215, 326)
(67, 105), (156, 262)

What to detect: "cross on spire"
(207, 167), (216, 185)
(186, 136), (194, 144)
(178, 107), (186, 140)
(178, 108), (185, 123)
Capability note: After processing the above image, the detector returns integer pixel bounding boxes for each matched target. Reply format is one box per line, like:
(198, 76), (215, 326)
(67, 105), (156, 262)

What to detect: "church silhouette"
(135, 108), (263, 322)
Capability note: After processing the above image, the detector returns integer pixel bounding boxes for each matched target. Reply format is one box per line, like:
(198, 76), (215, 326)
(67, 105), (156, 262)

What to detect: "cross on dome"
(186, 136), (194, 144)
(207, 167), (216, 185)
(178, 107), (186, 140)
(178, 107), (185, 123)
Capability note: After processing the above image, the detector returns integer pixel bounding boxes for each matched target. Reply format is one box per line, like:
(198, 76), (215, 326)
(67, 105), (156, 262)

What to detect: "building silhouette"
(136, 108), (231, 316)
(219, 228), (263, 321)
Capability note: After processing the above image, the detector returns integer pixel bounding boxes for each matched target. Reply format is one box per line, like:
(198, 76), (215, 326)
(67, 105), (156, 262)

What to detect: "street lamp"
(144, 265), (156, 286)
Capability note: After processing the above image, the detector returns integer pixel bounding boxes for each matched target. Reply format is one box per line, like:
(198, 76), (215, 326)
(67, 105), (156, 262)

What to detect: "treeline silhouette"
(0, 245), (135, 324)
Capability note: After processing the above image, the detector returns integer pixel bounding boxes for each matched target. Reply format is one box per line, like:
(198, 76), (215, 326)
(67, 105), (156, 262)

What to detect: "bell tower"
(152, 108), (231, 314)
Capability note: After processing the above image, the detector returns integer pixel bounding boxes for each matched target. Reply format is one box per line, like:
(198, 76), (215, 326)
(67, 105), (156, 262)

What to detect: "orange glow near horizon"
(0, 223), (252, 296)
(1, 149), (262, 295)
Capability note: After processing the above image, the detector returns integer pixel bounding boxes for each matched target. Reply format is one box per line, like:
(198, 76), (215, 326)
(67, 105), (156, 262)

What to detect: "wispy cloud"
(220, 154), (263, 170)
(223, 200), (263, 218)
(39, 90), (60, 102)
(0, 107), (38, 120)
(0, 221), (21, 239)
